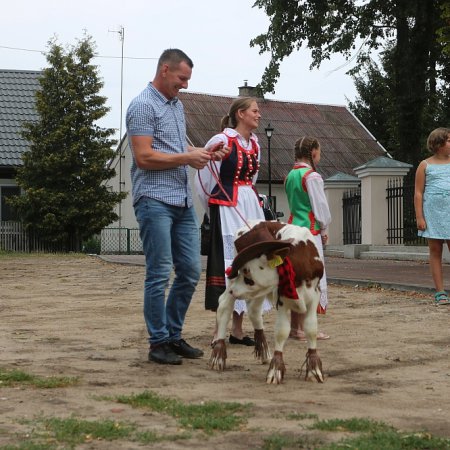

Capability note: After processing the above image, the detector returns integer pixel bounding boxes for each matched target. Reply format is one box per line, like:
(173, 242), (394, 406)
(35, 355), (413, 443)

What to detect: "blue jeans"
(134, 197), (201, 347)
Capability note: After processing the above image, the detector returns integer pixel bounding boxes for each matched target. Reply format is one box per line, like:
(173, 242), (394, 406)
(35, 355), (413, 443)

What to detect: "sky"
(1, 0), (360, 141)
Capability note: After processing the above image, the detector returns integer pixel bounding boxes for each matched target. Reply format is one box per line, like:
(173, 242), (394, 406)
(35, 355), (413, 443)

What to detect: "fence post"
(354, 156), (412, 245)
(324, 173), (360, 245)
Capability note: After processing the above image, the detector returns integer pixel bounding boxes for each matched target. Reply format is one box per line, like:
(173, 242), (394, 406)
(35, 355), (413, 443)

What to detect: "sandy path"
(1, 255), (449, 448)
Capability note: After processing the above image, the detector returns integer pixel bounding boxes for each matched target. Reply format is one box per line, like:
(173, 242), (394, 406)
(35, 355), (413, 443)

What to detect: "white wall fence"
(0, 221), (56, 252)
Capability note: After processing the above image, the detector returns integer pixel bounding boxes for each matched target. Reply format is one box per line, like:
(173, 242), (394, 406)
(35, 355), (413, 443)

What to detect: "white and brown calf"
(209, 221), (325, 384)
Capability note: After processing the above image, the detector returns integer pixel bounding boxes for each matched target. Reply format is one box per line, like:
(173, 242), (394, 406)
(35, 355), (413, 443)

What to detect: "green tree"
(437, 1), (450, 55)
(10, 35), (126, 251)
(250, 0), (449, 165)
(347, 54), (395, 154)
(349, 41), (450, 163)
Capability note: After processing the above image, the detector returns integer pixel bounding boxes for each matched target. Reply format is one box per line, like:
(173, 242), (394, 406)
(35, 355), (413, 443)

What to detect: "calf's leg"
(266, 302), (290, 384)
(300, 284), (324, 382)
(246, 297), (271, 363)
(209, 290), (235, 371)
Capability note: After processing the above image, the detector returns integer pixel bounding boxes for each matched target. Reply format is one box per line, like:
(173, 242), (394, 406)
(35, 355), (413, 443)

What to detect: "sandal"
(317, 331), (330, 340)
(434, 291), (450, 306)
(289, 330), (330, 341)
(289, 330), (306, 341)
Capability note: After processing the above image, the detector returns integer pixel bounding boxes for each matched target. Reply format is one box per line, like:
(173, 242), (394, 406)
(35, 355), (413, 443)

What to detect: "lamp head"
(265, 123), (274, 139)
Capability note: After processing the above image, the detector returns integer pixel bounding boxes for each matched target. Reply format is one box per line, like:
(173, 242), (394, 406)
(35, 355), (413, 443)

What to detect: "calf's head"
(228, 222), (293, 279)
(228, 253), (282, 299)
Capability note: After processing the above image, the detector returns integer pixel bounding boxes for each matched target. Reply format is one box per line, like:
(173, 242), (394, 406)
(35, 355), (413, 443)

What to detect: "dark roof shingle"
(0, 69), (41, 168)
(179, 92), (387, 181)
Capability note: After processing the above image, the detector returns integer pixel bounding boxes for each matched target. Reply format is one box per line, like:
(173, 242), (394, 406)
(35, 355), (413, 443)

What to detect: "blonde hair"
(427, 127), (450, 153)
(294, 136), (320, 171)
(220, 97), (256, 131)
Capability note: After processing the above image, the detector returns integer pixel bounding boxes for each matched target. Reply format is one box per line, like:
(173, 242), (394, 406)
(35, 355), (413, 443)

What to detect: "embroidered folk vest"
(285, 165), (321, 235)
(208, 134), (259, 207)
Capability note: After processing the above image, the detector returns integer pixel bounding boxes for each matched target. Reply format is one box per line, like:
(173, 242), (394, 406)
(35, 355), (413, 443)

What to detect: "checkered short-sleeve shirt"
(126, 83), (192, 207)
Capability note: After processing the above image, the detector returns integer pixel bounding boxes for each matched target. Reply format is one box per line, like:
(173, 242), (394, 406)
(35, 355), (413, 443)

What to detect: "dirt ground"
(1, 254), (449, 449)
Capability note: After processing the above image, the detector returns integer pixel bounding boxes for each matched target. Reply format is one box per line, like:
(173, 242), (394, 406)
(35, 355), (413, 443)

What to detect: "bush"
(82, 236), (101, 254)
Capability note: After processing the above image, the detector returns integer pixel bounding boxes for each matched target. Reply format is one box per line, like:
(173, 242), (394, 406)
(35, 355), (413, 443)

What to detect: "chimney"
(238, 80), (259, 97)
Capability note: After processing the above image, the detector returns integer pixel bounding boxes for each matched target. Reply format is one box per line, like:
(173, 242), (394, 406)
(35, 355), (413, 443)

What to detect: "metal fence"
(100, 227), (206, 255)
(386, 178), (404, 244)
(100, 227), (143, 254)
(342, 188), (361, 244)
(386, 177), (426, 246)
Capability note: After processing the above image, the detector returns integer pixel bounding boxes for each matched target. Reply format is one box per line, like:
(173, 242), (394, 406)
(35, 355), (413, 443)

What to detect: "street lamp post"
(264, 123), (274, 209)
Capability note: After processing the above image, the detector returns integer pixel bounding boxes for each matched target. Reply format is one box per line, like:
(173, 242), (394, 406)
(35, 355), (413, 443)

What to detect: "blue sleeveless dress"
(418, 162), (450, 239)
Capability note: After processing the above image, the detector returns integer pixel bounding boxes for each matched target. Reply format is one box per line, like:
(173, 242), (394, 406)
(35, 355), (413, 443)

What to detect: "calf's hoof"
(208, 339), (227, 371)
(254, 329), (271, 364)
(266, 351), (286, 384)
(301, 348), (324, 383)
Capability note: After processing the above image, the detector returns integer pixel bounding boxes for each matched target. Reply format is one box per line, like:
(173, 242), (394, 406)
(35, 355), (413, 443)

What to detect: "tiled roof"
(179, 92), (388, 182)
(0, 69), (41, 168)
(1, 74), (387, 180)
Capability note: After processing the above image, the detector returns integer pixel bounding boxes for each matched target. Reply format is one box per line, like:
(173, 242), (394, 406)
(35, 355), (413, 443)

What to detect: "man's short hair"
(157, 49), (193, 71)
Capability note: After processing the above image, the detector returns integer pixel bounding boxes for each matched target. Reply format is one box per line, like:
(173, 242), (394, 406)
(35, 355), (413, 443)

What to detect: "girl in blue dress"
(414, 127), (450, 305)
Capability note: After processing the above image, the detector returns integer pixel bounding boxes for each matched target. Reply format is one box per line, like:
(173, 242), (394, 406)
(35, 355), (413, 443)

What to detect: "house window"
(1, 186), (21, 221)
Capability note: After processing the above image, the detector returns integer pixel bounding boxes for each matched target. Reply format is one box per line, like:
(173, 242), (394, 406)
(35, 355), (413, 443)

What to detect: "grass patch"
(287, 412), (319, 421)
(2, 414), (449, 450)
(322, 430), (450, 449)
(0, 368), (79, 389)
(0, 443), (57, 450)
(311, 418), (450, 450)
(310, 417), (393, 433)
(111, 390), (251, 434)
(262, 433), (322, 449)
(40, 417), (134, 446)
(134, 429), (192, 444)
(3, 417), (135, 448)
(3, 416), (193, 449)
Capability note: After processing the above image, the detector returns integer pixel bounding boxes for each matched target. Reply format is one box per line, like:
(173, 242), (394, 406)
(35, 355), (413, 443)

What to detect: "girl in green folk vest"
(285, 136), (331, 340)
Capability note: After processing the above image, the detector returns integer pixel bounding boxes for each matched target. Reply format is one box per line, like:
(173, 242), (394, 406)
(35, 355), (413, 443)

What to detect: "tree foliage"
(251, 0), (449, 166)
(438, 1), (450, 55)
(347, 53), (396, 153)
(10, 35), (126, 251)
(348, 43), (450, 163)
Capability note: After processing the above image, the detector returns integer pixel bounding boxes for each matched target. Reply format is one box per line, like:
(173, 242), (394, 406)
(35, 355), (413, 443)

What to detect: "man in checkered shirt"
(126, 48), (228, 365)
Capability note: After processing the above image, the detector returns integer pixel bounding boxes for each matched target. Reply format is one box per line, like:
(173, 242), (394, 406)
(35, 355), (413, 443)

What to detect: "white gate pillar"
(354, 157), (412, 245)
(324, 173), (360, 246)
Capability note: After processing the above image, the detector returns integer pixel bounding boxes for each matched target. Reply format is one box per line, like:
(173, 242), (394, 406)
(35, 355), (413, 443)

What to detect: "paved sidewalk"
(98, 254), (450, 295)
(324, 257), (448, 294)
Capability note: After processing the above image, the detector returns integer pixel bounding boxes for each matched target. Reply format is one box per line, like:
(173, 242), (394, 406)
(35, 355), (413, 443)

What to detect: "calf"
(209, 221), (324, 384)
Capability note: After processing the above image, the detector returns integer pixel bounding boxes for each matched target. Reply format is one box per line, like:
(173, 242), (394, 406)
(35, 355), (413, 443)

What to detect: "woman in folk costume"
(195, 97), (271, 345)
(284, 136), (331, 340)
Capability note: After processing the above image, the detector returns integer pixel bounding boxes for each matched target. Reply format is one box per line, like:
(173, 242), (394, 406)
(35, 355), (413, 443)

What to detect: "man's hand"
(187, 148), (213, 169)
(186, 142), (231, 169)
